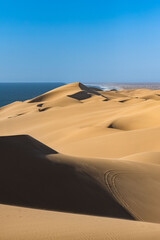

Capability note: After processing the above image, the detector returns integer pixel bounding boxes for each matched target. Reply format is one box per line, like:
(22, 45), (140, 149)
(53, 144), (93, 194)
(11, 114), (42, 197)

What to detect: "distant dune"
(1, 82), (160, 239)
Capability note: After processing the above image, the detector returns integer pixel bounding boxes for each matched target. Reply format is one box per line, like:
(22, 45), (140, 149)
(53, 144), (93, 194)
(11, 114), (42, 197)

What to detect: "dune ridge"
(1, 82), (160, 238)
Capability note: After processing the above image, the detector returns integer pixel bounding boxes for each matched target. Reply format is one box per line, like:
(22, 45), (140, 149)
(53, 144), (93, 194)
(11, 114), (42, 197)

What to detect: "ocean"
(0, 82), (65, 107)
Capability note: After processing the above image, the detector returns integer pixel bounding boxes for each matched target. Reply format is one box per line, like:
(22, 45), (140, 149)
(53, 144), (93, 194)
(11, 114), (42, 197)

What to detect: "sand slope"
(1, 135), (160, 223)
(1, 82), (160, 238)
(1, 204), (160, 240)
(0, 135), (132, 219)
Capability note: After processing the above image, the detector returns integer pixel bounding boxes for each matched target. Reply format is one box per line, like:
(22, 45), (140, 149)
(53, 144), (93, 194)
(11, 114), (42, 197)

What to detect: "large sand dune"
(0, 135), (132, 219)
(1, 82), (160, 238)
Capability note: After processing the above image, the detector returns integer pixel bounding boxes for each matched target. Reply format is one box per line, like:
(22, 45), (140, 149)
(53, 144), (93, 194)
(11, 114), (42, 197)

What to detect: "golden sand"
(1, 82), (160, 239)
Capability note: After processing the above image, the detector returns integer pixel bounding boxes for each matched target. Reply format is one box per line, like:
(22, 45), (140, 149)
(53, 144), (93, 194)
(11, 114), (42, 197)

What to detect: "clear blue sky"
(1, 0), (160, 83)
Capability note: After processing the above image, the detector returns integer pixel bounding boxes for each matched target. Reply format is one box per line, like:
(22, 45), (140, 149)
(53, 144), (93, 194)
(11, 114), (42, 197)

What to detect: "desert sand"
(1, 82), (160, 239)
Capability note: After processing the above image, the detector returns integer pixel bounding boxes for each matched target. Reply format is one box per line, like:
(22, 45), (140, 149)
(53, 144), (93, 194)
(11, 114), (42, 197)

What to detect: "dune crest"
(28, 82), (105, 103)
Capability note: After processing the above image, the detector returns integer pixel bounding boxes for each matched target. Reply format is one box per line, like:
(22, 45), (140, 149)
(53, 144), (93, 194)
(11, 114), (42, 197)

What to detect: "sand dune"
(1, 204), (160, 240)
(1, 82), (160, 238)
(0, 135), (132, 219)
(1, 134), (160, 223)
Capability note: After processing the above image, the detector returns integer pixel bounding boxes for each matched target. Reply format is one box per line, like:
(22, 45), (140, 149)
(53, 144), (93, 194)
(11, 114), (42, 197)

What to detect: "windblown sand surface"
(1, 82), (160, 239)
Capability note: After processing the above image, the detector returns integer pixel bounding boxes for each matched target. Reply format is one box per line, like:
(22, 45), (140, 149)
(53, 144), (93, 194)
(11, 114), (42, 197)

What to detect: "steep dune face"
(1, 83), (160, 237)
(0, 135), (132, 219)
(1, 135), (160, 223)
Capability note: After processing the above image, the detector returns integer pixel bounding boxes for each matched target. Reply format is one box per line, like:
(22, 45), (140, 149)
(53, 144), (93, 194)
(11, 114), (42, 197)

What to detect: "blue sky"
(1, 0), (160, 83)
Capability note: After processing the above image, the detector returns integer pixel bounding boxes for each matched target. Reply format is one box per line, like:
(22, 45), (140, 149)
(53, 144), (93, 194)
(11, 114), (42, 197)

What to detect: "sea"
(0, 82), (65, 107)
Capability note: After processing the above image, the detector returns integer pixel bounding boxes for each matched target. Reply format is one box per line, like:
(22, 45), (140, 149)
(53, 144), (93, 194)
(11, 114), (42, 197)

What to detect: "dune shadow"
(68, 91), (92, 100)
(103, 98), (110, 101)
(37, 103), (44, 107)
(29, 95), (44, 103)
(119, 99), (128, 103)
(108, 123), (114, 129)
(38, 107), (50, 112)
(8, 113), (25, 119)
(0, 134), (133, 220)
